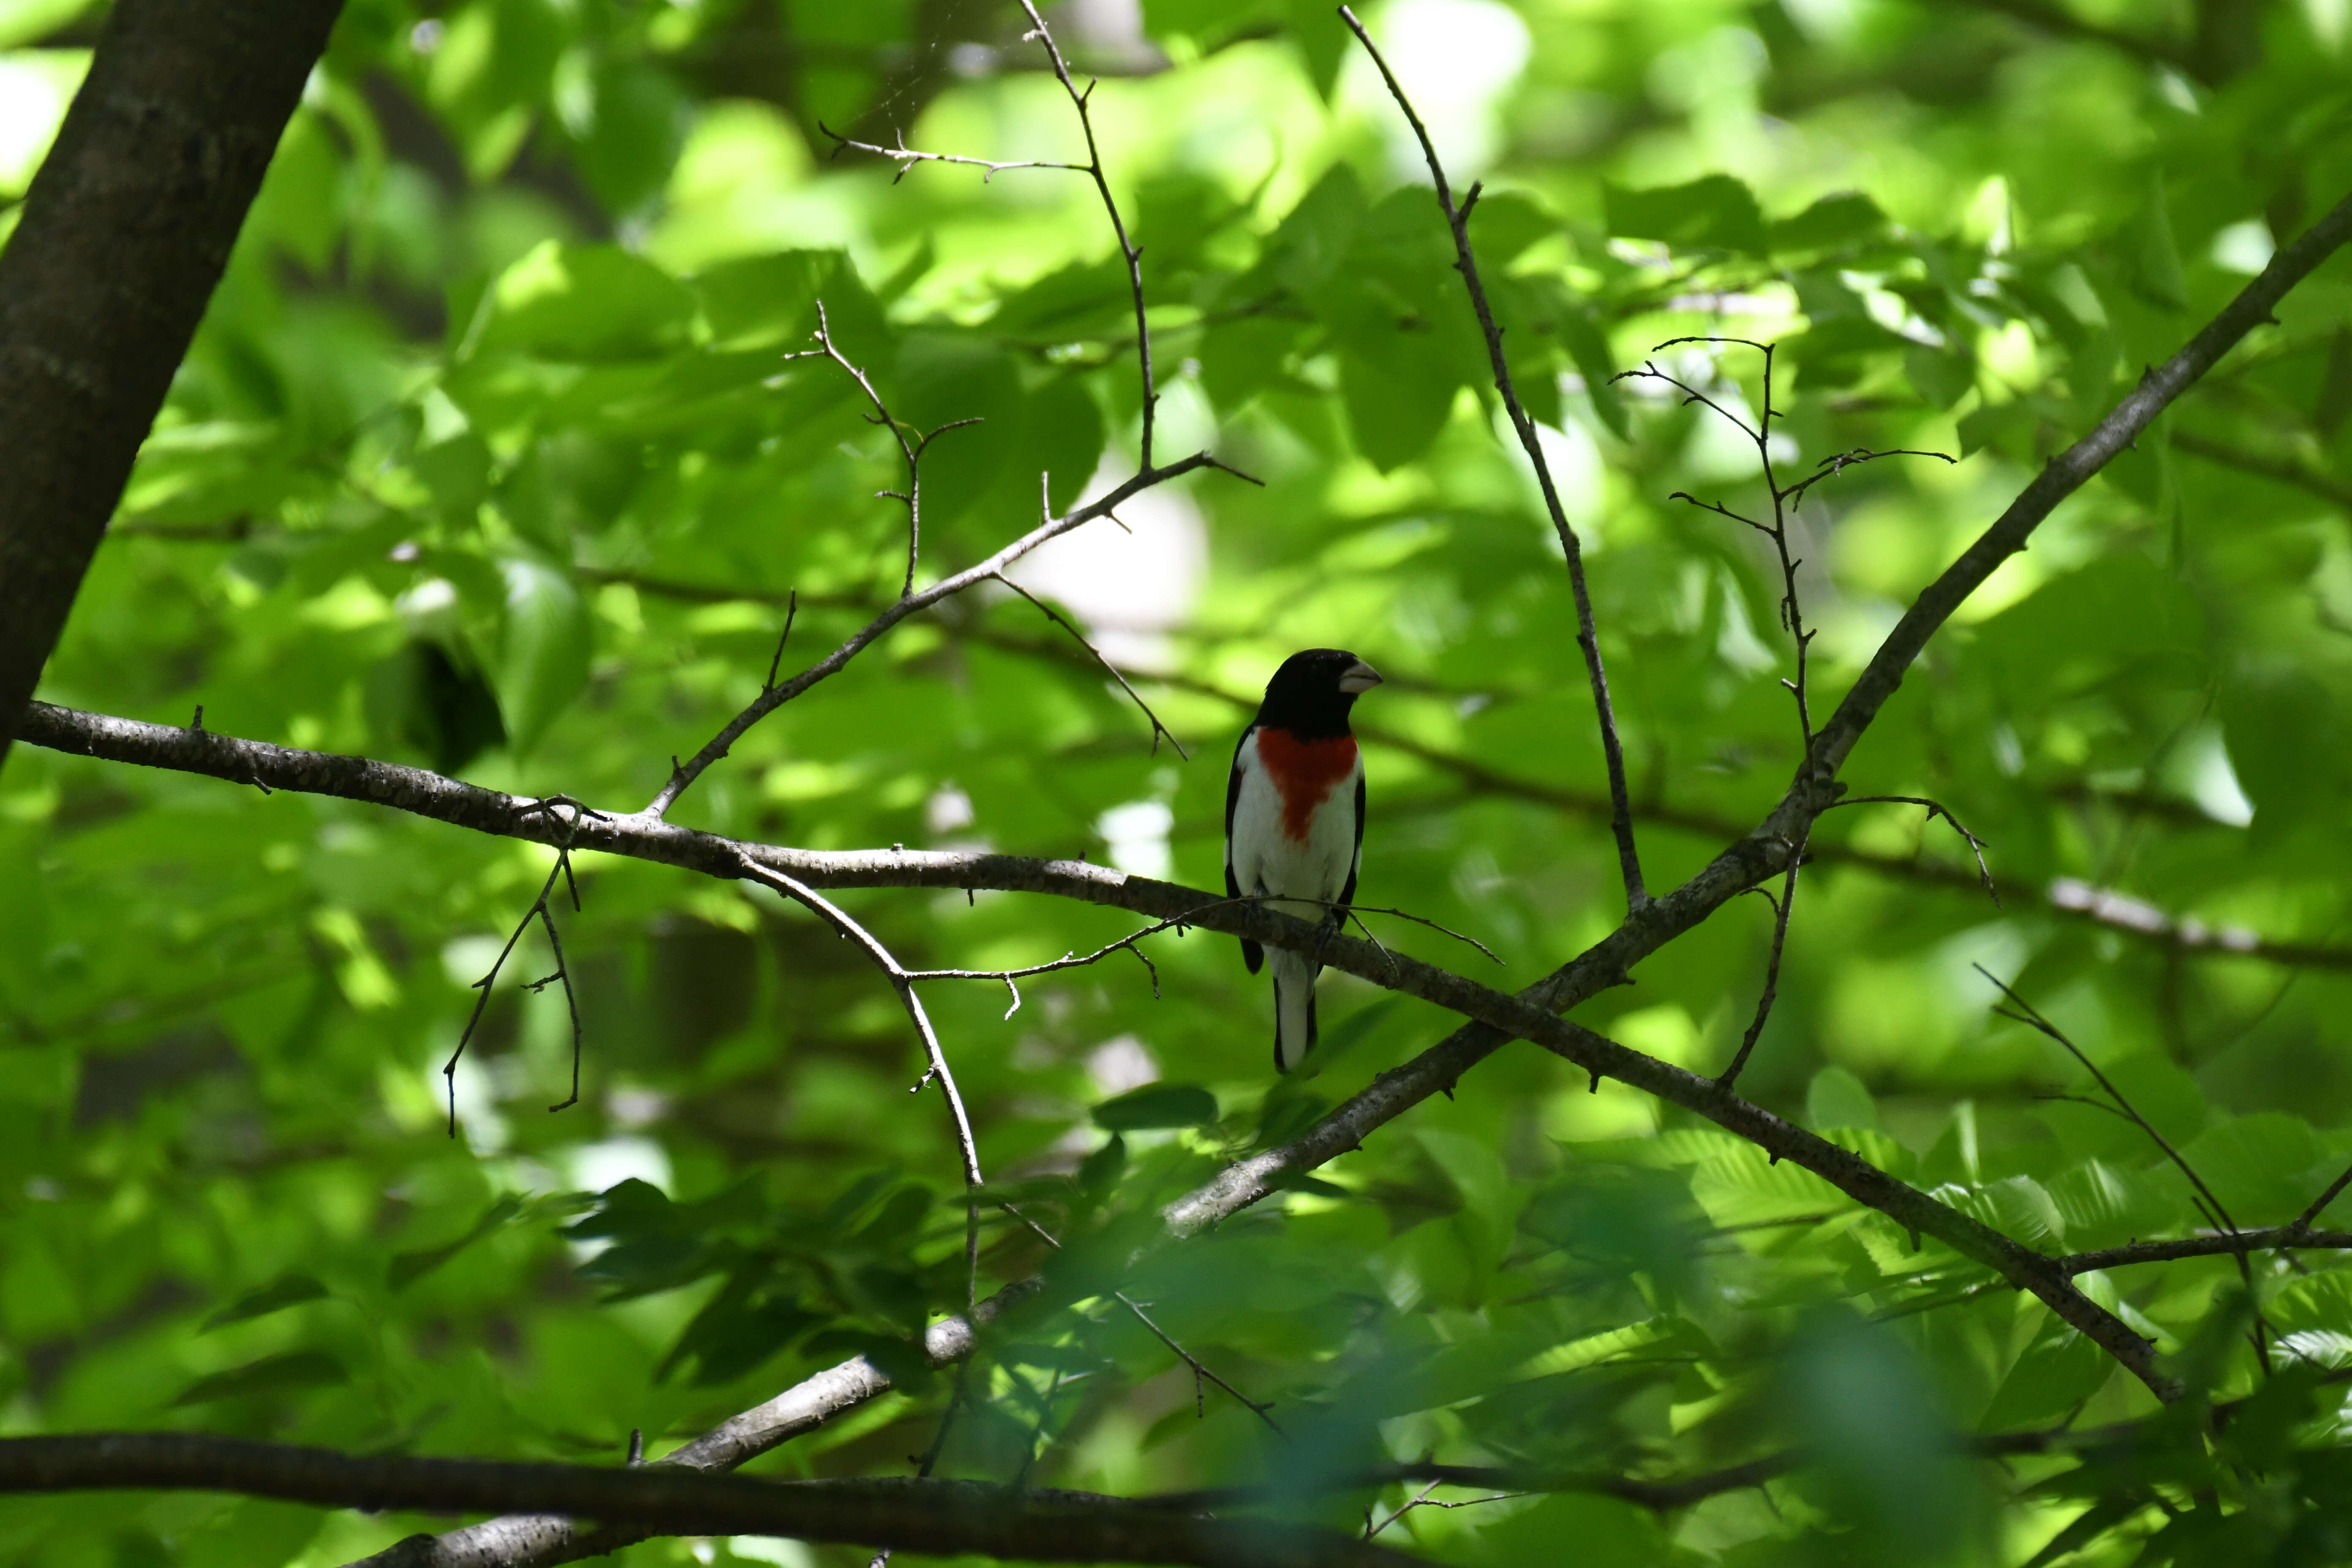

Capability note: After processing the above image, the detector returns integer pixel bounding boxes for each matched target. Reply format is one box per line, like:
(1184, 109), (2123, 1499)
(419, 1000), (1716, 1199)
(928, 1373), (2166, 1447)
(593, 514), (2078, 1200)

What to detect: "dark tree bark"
(0, 0), (347, 769)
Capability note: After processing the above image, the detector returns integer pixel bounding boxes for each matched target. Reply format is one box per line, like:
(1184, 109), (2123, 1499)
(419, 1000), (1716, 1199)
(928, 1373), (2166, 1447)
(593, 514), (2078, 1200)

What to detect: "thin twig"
(1716, 825), (1808, 1089)
(1001, 1202), (1285, 1436)
(1979, 965), (2274, 1373)
(735, 857), (988, 1338)
(901, 892), (1493, 1015)
(1364, 1480), (1440, 1540)
(2288, 1163), (2352, 1234)
(1365, 1481), (1527, 1539)
(1340, 4), (1646, 913)
(819, 122), (1087, 183)
(641, 446), (1248, 820)
(443, 798), (600, 1136)
(762, 590), (800, 692)
(905, 933), (1163, 1016)
(812, 300), (983, 599)
(1781, 446), (1958, 506)
(1013, 1), (1158, 467)
(995, 565), (1190, 759)
(1829, 794), (1999, 906)
(1614, 343), (1827, 741)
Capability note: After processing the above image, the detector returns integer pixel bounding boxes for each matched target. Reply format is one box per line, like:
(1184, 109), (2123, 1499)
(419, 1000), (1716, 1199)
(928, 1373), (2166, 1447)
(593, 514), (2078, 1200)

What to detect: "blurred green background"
(5, 0), (2352, 1561)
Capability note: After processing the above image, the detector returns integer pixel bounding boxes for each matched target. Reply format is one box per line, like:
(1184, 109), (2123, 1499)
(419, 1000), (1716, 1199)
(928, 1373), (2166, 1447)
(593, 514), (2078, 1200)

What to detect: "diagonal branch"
(0, 0), (348, 770)
(1804, 185), (2352, 791)
(34, 694), (2352, 1410)
(1339, 4), (1647, 913)
(639, 448), (1247, 820)
(994, 565), (1190, 759)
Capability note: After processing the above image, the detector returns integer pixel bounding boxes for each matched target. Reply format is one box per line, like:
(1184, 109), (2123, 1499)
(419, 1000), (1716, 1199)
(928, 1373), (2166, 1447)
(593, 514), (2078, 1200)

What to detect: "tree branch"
(0, 0), (348, 768)
(0, 1433), (1418, 1568)
(1339, 4), (1647, 912)
(1804, 184), (2352, 792)
(638, 448), (1243, 819)
(2062, 1228), (2352, 1274)
(26, 694), (2352, 1411)
(369, 1279), (1042, 1568)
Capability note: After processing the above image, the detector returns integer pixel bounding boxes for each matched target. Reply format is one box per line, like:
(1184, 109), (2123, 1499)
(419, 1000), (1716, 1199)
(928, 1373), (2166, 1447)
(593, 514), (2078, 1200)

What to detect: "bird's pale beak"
(1338, 659), (1383, 695)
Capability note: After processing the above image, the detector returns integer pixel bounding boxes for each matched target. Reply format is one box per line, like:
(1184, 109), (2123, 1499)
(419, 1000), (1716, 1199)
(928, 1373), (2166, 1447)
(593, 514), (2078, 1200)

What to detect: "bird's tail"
(1270, 945), (1320, 1073)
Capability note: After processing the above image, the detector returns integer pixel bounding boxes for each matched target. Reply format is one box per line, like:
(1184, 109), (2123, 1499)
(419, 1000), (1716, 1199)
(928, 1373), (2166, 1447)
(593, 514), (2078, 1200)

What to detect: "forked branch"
(442, 797), (600, 1135)
(645, 0), (1252, 824)
(812, 299), (983, 599)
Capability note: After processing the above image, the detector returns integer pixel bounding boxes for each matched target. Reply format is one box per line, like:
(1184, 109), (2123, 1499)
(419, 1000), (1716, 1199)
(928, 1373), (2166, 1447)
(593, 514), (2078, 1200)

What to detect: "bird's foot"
(1314, 907), (1346, 958)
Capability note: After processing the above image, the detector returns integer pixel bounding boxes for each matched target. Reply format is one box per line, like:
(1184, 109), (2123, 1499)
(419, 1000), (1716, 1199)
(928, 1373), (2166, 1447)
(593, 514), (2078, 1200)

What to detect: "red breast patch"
(1256, 728), (1357, 843)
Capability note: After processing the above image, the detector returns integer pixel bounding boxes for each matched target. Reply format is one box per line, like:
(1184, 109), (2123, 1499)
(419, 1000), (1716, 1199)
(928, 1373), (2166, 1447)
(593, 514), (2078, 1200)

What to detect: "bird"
(1224, 648), (1383, 1073)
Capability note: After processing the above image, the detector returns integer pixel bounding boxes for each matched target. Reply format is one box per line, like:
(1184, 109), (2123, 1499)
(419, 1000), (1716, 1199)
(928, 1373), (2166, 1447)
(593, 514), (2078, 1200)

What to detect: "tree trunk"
(0, 0), (347, 768)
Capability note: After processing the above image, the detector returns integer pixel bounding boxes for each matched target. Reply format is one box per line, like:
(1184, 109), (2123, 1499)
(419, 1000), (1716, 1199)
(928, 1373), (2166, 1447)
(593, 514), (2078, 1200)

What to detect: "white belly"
(1229, 734), (1359, 920)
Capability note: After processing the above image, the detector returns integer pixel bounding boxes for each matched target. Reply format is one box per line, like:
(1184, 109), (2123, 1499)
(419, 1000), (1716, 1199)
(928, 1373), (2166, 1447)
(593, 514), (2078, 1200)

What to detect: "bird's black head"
(1255, 648), (1383, 738)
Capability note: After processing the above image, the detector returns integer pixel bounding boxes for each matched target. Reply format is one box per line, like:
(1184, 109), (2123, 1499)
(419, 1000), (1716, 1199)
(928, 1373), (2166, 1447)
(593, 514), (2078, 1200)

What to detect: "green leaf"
(466, 241), (696, 362)
(1603, 174), (1767, 255)
(391, 1195), (525, 1291)
(1464, 190), (1560, 263)
(496, 556), (591, 757)
(691, 250), (845, 351)
(1282, 0), (1347, 100)
(1093, 1083), (1219, 1131)
(1770, 191), (1889, 254)
(2119, 170), (2187, 311)
(1552, 296), (1628, 438)
(203, 1273), (329, 1331)
(1981, 1315), (2112, 1430)
(172, 1350), (346, 1406)
(1263, 163), (1366, 294)
(1339, 334), (1459, 471)
(1807, 1066), (1878, 1132)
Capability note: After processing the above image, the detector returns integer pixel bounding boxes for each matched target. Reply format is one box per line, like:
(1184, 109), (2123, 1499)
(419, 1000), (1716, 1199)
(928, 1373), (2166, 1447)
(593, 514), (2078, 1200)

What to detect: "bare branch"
(995, 567), (1190, 760)
(763, 590), (800, 693)
(443, 798), (600, 1135)
(33, 696), (2352, 1410)
(1339, 4), (1647, 912)
(2063, 1226), (2352, 1274)
(639, 446), (1239, 820)
(0, 1433), (1418, 1568)
(737, 859), (983, 1190)
(2172, 427), (2352, 512)
(809, 301), (983, 599)
(1012, 2), (1160, 468)
(1978, 966), (2240, 1243)
(1828, 794), (1998, 906)
(1805, 185), (2352, 790)
(1002, 1203), (1285, 1437)
(819, 121), (1089, 183)
(1715, 825), (1807, 1089)
(1979, 965), (2274, 1372)
(1779, 446), (1957, 507)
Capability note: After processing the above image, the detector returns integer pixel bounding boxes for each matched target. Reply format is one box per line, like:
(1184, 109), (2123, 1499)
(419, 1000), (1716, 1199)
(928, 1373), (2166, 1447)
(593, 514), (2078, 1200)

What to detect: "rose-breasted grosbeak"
(1224, 648), (1384, 1072)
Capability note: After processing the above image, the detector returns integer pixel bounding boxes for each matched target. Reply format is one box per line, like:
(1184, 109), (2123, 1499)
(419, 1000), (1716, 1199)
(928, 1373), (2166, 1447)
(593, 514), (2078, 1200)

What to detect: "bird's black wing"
(1338, 761), (1366, 909)
(1226, 724), (1263, 974)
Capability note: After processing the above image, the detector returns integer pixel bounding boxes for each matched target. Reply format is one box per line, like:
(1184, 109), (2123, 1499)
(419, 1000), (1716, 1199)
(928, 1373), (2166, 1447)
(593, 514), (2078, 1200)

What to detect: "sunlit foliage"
(7, 0), (2352, 1563)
